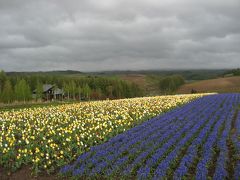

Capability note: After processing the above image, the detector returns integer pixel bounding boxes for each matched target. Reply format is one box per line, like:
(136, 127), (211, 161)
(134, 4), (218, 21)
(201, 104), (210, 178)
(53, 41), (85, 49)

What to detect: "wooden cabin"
(33, 84), (64, 101)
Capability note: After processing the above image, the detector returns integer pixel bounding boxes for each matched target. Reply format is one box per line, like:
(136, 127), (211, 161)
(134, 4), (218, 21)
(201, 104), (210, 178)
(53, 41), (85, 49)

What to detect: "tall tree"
(106, 85), (114, 99)
(0, 70), (7, 92)
(82, 84), (91, 101)
(69, 80), (77, 100)
(2, 80), (14, 104)
(14, 79), (21, 101)
(14, 79), (32, 103)
(36, 81), (43, 101)
(96, 87), (102, 99)
(63, 82), (70, 100)
(77, 85), (82, 101)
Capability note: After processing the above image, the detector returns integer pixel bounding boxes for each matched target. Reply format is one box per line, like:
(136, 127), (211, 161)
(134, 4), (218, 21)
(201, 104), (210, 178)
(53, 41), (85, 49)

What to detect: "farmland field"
(177, 76), (240, 94)
(60, 93), (240, 179)
(0, 94), (203, 176)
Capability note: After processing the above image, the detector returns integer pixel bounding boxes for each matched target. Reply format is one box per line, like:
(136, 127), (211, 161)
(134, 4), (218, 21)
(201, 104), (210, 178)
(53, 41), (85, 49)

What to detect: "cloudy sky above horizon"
(0, 0), (239, 72)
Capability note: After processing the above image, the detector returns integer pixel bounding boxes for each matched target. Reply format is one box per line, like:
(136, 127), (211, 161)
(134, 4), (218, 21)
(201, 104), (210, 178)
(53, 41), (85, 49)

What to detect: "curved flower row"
(232, 111), (240, 179)
(60, 93), (240, 179)
(213, 106), (234, 179)
(195, 95), (239, 180)
(173, 100), (225, 179)
(0, 94), (204, 173)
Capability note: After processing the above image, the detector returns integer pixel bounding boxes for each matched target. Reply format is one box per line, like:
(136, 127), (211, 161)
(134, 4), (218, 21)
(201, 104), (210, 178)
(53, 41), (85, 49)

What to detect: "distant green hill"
(93, 69), (227, 80)
(223, 68), (240, 76)
(6, 70), (84, 76)
(6, 69), (228, 80)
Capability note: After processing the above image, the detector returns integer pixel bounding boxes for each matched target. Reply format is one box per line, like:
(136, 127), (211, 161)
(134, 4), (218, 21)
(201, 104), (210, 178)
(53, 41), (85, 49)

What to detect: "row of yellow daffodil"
(0, 94), (208, 174)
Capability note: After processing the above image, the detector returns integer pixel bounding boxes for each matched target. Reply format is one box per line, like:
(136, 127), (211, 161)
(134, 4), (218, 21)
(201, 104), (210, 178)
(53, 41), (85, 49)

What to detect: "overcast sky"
(0, 0), (239, 72)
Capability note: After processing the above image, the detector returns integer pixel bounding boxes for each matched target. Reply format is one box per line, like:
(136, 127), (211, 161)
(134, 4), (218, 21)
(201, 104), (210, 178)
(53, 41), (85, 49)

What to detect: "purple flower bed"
(60, 93), (240, 179)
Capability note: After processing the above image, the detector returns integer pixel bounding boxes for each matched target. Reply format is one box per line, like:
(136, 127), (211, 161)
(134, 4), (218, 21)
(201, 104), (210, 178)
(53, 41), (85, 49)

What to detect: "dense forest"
(0, 70), (143, 104)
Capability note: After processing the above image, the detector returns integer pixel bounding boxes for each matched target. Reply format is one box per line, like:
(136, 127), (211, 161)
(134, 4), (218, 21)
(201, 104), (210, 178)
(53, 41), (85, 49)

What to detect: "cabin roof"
(33, 84), (64, 95)
(43, 84), (54, 92)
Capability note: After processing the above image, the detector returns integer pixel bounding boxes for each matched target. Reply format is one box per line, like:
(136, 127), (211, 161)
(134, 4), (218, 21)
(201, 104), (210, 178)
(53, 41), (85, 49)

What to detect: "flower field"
(0, 94), (203, 174)
(61, 93), (240, 179)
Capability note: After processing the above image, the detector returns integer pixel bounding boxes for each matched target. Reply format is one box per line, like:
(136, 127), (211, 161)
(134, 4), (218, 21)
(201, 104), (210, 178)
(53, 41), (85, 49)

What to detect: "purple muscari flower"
(59, 165), (73, 174)
(137, 166), (150, 180)
(234, 162), (240, 180)
(72, 165), (85, 176)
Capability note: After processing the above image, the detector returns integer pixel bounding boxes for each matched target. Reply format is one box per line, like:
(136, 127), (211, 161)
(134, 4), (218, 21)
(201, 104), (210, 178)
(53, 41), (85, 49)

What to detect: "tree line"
(0, 70), (143, 104)
(159, 75), (185, 94)
(224, 68), (240, 76)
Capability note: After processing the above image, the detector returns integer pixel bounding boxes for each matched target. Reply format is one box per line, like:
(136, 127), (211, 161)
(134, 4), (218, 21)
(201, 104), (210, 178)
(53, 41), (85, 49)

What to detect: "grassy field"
(177, 76), (240, 94)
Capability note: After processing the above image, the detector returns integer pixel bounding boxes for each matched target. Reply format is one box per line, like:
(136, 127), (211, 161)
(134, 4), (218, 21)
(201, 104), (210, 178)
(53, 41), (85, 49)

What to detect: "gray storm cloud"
(0, 0), (239, 71)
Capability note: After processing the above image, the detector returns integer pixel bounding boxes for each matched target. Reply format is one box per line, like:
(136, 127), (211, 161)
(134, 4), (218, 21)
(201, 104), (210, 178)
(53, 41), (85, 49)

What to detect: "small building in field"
(53, 88), (64, 100)
(33, 84), (64, 101)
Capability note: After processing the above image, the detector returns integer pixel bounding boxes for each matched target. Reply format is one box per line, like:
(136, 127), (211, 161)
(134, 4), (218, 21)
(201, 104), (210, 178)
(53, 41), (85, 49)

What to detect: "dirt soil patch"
(0, 166), (61, 180)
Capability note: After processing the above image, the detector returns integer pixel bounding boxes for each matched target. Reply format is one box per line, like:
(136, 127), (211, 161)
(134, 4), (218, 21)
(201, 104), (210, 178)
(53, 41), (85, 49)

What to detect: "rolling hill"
(177, 76), (240, 94)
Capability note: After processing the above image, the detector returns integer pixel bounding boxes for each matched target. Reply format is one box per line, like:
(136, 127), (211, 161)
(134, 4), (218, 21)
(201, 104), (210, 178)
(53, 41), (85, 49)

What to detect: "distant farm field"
(178, 76), (240, 94)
